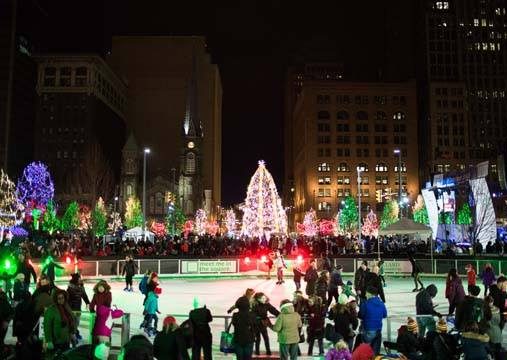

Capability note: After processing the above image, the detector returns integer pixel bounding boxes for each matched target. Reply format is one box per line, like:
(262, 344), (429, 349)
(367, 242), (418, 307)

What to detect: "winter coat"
(293, 268), (304, 283)
(467, 269), (476, 286)
(66, 283), (90, 311)
(0, 294), (13, 323)
(315, 278), (328, 302)
(123, 334), (154, 360)
(144, 292), (159, 315)
(93, 304), (123, 337)
(17, 261), (37, 286)
(485, 306), (502, 344)
(272, 303), (302, 344)
(13, 280), (27, 302)
(13, 298), (37, 338)
(480, 268), (496, 287)
(328, 270), (344, 291)
(416, 285), (439, 315)
(42, 262), (63, 283)
(293, 298), (308, 318)
(364, 272), (385, 302)
(189, 306), (213, 340)
(153, 328), (190, 360)
(461, 332), (489, 360)
(304, 267), (318, 295)
(358, 296), (387, 331)
(431, 332), (458, 360)
(122, 260), (137, 276)
(252, 301), (279, 327)
(489, 284), (506, 316)
(455, 296), (483, 331)
(232, 309), (256, 346)
(43, 303), (76, 346)
(32, 284), (53, 316)
(139, 275), (149, 295)
(354, 267), (368, 295)
(396, 329), (421, 356)
(330, 305), (358, 342)
(89, 291), (112, 312)
(445, 277), (465, 305)
(307, 303), (325, 339)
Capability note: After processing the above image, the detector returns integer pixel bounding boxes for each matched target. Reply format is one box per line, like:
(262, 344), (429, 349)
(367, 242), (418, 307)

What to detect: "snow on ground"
(6, 275), (506, 358)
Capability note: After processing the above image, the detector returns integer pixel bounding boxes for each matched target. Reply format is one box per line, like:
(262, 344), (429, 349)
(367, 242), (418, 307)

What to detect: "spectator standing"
(354, 261), (368, 300)
(489, 275), (507, 329)
(315, 271), (329, 305)
(292, 291), (308, 319)
(153, 316), (190, 360)
(377, 260), (386, 288)
(454, 285), (483, 331)
(272, 299), (302, 360)
(0, 289), (13, 347)
(306, 295), (325, 356)
(445, 268), (465, 315)
(329, 294), (358, 350)
(482, 295), (503, 358)
(328, 265), (344, 307)
(480, 263), (496, 297)
(304, 260), (319, 296)
(189, 298), (213, 360)
(364, 266), (385, 303)
(43, 289), (76, 354)
(461, 322), (490, 360)
(358, 286), (387, 355)
(231, 296), (256, 360)
(252, 293), (279, 356)
(13, 273), (27, 305)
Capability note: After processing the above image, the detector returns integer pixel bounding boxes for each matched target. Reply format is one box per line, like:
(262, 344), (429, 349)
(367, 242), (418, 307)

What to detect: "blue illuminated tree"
(16, 162), (54, 206)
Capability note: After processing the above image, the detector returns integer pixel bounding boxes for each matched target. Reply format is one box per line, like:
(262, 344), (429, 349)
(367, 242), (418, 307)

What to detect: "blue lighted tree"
(16, 162), (55, 206)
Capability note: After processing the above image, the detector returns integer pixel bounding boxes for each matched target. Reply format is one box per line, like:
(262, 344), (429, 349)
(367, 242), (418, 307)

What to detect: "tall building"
(33, 54), (127, 205)
(419, 0), (507, 179)
(107, 36), (222, 217)
(288, 77), (419, 224)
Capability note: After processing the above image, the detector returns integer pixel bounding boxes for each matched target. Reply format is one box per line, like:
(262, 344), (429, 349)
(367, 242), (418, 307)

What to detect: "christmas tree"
(319, 219), (336, 236)
(151, 221), (166, 237)
(0, 170), (18, 229)
(195, 209), (207, 235)
(298, 209), (318, 236)
(108, 211), (122, 234)
(205, 220), (219, 235)
(412, 194), (430, 225)
(225, 209), (237, 237)
(165, 202), (186, 236)
(457, 202), (472, 225)
(61, 201), (79, 233)
(380, 200), (399, 229)
(125, 196), (143, 228)
(241, 161), (287, 237)
(78, 204), (92, 231)
(91, 197), (107, 237)
(439, 211), (454, 224)
(16, 162), (54, 206)
(42, 200), (60, 235)
(362, 209), (379, 237)
(339, 196), (359, 233)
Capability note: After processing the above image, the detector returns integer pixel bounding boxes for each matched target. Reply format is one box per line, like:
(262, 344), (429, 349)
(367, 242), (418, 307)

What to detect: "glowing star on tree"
(362, 209), (379, 237)
(225, 209), (237, 237)
(16, 162), (54, 207)
(194, 209), (207, 236)
(241, 160), (287, 237)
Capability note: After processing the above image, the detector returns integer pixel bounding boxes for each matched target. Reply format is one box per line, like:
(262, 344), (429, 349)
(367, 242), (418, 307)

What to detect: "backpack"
(138, 276), (148, 295)
(180, 319), (194, 348)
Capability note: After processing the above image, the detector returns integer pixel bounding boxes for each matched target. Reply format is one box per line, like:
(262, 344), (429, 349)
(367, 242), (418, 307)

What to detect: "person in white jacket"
(274, 251), (287, 285)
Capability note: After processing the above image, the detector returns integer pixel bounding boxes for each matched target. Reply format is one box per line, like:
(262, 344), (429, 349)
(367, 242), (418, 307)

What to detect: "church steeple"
(183, 53), (203, 138)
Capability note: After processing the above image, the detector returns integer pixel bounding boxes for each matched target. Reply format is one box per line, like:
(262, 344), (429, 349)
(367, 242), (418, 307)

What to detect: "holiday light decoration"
(61, 201), (79, 233)
(125, 196), (143, 228)
(195, 209), (207, 235)
(457, 203), (472, 225)
(319, 219), (336, 236)
(78, 204), (92, 231)
(165, 202), (186, 236)
(297, 209), (318, 237)
(225, 209), (237, 237)
(241, 160), (287, 237)
(339, 196), (359, 233)
(362, 209), (379, 237)
(183, 220), (194, 238)
(412, 194), (430, 225)
(108, 211), (122, 233)
(91, 197), (107, 237)
(205, 220), (219, 235)
(150, 221), (166, 237)
(380, 200), (399, 229)
(0, 170), (18, 229)
(16, 162), (54, 206)
(42, 200), (60, 235)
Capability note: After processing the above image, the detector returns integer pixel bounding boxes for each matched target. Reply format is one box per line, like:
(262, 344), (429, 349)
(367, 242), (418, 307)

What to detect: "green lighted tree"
(42, 200), (60, 235)
(91, 197), (107, 237)
(166, 202), (186, 236)
(439, 212), (453, 225)
(125, 196), (143, 228)
(457, 203), (472, 225)
(338, 196), (359, 233)
(380, 200), (399, 229)
(61, 201), (79, 233)
(412, 195), (430, 225)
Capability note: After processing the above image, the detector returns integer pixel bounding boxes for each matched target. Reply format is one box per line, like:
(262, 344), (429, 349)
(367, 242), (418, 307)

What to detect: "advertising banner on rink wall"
(181, 260), (237, 274)
(360, 260), (412, 274)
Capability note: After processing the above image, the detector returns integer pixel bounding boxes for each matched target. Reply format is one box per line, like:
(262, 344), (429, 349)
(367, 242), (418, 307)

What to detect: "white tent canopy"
(123, 226), (155, 242)
(378, 218), (433, 238)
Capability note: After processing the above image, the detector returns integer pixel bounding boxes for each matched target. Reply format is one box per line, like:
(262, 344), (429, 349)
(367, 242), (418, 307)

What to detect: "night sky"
(30, 0), (416, 206)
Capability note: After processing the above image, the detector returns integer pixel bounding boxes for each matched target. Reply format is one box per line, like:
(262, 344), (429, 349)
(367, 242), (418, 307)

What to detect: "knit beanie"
(437, 318), (448, 333)
(407, 317), (418, 333)
(338, 293), (349, 305)
(163, 316), (177, 328)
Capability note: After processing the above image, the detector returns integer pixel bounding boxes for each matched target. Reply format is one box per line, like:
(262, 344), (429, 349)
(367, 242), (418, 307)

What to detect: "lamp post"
(113, 196), (119, 235)
(357, 167), (362, 243)
(394, 149), (402, 218)
(143, 148), (150, 241)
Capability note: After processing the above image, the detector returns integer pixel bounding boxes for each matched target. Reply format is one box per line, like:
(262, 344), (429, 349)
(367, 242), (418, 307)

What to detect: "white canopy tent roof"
(123, 226), (155, 242)
(378, 218), (433, 238)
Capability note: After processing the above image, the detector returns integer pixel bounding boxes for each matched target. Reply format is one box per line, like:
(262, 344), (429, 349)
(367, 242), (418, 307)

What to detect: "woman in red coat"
(445, 268), (465, 315)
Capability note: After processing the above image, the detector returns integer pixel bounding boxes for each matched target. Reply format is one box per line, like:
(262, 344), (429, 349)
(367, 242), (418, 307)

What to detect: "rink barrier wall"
(36, 257), (507, 279)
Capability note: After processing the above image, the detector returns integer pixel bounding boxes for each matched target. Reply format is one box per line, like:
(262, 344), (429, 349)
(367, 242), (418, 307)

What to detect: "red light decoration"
(244, 257), (251, 265)
(65, 256), (72, 265)
(261, 255), (267, 263)
(296, 255), (304, 264)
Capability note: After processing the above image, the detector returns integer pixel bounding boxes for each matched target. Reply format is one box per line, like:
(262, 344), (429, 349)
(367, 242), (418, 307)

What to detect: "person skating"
(293, 264), (305, 291)
(480, 263), (496, 297)
(377, 260), (386, 287)
(41, 256), (64, 285)
(17, 253), (37, 289)
(66, 273), (90, 342)
(274, 251), (287, 285)
(144, 286), (161, 336)
(227, 288), (255, 313)
(252, 292), (279, 356)
(408, 254), (424, 292)
(354, 261), (368, 300)
(304, 259), (318, 296)
(327, 265), (344, 307)
(12, 273), (27, 306)
(315, 271), (329, 305)
(89, 279), (113, 344)
(465, 263), (476, 293)
(306, 295), (326, 356)
(445, 268), (465, 316)
(189, 298), (213, 360)
(122, 255), (138, 292)
(364, 265), (385, 303)
(454, 285), (483, 331)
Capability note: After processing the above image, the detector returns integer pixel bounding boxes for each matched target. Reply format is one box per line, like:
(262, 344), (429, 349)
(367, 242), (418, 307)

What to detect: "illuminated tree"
(108, 211), (122, 233)
(241, 161), (287, 237)
(412, 194), (430, 225)
(225, 209), (237, 237)
(16, 162), (54, 206)
(297, 209), (318, 236)
(380, 200), (399, 229)
(439, 212), (453, 225)
(457, 202), (473, 225)
(319, 219), (336, 236)
(42, 200), (60, 235)
(125, 196), (143, 228)
(339, 196), (359, 233)
(61, 201), (79, 233)
(91, 197), (107, 237)
(78, 204), (92, 231)
(165, 202), (186, 236)
(205, 220), (219, 235)
(362, 209), (379, 237)
(0, 170), (18, 239)
(195, 209), (207, 235)
(151, 221), (166, 237)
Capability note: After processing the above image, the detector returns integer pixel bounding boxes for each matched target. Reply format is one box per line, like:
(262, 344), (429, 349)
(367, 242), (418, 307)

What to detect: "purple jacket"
(445, 277), (465, 304)
(481, 269), (496, 287)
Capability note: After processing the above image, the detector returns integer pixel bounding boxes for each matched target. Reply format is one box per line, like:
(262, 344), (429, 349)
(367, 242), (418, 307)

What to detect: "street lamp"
(143, 148), (150, 241)
(113, 196), (119, 235)
(357, 167), (362, 243)
(394, 149), (402, 219)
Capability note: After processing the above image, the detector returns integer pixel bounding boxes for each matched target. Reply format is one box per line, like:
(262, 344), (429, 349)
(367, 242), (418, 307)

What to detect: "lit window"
(393, 111), (405, 121)
(318, 162), (331, 172)
(474, 19), (479, 27)
(357, 163), (369, 172)
(361, 176), (369, 185)
(481, 19), (487, 27)
(394, 163), (407, 172)
(318, 202), (332, 211)
(375, 163), (388, 172)
(337, 162), (349, 172)
(318, 177), (331, 185)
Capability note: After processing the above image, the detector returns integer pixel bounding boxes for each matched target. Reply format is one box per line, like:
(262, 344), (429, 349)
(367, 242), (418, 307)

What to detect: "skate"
(412, 288), (418, 292)
(123, 287), (129, 291)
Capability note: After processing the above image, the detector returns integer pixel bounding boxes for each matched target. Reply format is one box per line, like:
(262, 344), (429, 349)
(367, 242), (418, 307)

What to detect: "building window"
(361, 176), (369, 184)
(357, 163), (369, 172)
(336, 136), (350, 144)
(317, 123), (331, 132)
(318, 111), (330, 119)
(318, 188), (332, 197)
(186, 152), (196, 174)
(318, 177), (331, 185)
(44, 67), (56, 86)
(126, 184), (133, 196)
(375, 175), (389, 185)
(336, 124), (349, 132)
(356, 111), (368, 120)
(356, 124), (369, 132)
(337, 176), (351, 185)
(59, 67), (72, 87)
(375, 111), (387, 121)
(337, 111), (349, 120)
(344, 188), (351, 196)
(393, 111), (405, 121)
(75, 67), (88, 86)
(337, 162), (349, 172)
(394, 163), (407, 172)
(317, 148), (331, 157)
(318, 202), (332, 211)
(375, 163), (388, 172)
(374, 96), (387, 105)
(435, 1), (449, 10)
(360, 189), (370, 197)
(395, 176), (408, 185)
(318, 162), (331, 172)
(317, 136), (331, 144)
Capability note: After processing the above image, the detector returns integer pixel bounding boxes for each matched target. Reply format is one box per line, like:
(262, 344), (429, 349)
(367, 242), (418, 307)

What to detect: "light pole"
(357, 167), (362, 243)
(113, 196), (119, 235)
(143, 148), (150, 241)
(394, 149), (402, 219)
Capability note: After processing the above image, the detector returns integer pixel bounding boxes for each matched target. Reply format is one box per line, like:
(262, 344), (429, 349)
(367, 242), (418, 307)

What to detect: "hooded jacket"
(67, 282), (90, 311)
(144, 292), (159, 315)
(272, 303), (302, 344)
(358, 296), (387, 331)
(232, 297), (256, 346)
(445, 277), (465, 304)
(416, 285), (439, 315)
(461, 332), (489, 360)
